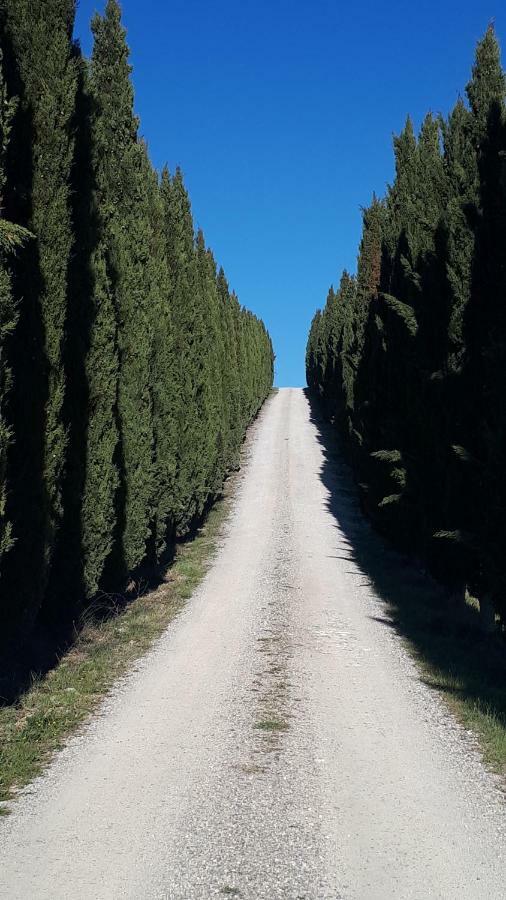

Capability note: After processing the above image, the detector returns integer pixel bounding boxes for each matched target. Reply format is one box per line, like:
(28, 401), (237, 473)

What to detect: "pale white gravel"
(1, 388), (505, 899)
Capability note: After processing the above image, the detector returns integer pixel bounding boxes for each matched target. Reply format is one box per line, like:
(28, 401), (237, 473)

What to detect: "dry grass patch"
(254, 717), (289, 732)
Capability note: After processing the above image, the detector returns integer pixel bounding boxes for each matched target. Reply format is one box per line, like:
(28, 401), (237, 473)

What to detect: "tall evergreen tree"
(0, 54), (15, 567)
(197, 236), (228, 495)
(217, 267), (241, 470)
(463, 26), (506, 617)
(436, 27), (506, 612)
(1, 0), (77, 631)
(142, 151), (177, 561)
(306, 310), (324, 395)
(0, 49), (30, 571)
(307, 26), (506, 627)
(0, 0), (273, 648)
(90, 0), (154, 579)
(68, 31), (124, 598)
(195, 229), (223, 505)
(161, 167), (203, 533)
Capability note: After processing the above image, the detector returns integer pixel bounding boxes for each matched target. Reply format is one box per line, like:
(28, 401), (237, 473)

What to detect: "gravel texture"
(1, 388), (505, 899)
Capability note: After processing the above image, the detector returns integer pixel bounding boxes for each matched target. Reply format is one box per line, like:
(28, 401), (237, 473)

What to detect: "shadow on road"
(306, 390), (506, 741)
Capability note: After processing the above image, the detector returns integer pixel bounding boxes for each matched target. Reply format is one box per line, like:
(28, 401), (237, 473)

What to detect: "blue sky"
(75, 1), (505, 387)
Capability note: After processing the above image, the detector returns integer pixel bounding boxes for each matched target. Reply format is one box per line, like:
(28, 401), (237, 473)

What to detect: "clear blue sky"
(75, 0), (505, 386)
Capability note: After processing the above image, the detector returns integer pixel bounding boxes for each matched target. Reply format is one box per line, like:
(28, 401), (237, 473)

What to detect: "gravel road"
(1, 388), (505, 899)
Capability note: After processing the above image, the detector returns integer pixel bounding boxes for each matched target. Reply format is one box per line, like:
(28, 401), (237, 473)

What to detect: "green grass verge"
(368, 558), (506, 776)
(0, 491), (233, 813)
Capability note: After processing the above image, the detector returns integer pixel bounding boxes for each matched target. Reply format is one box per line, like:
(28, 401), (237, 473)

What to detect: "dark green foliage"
(0, 0), (273, 652)
(75, 33), (123, 598)
(160, 166), (204, 533)
(462, 28), (506, 614)
(160, 168), (273, 536)
(1, 0), (77, 633)
(0, 50), (30, 567)
(217, 267), (242, 470)
(306, 27), (506, 628)
(144, 160), (177, 562)
(91, 2), (154, 578)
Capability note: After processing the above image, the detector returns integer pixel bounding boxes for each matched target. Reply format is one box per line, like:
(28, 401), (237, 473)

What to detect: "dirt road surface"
(1, 388), (505, 899)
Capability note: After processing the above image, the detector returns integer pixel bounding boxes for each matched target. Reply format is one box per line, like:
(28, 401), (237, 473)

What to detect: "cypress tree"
(353, 197), (384, 365)
(217, 267), (241, 470)
(161, 167), (203, 533)
(463, 27), (506, 618)
(350, 197), (385, 478)
(199, 237), (229, 495)
(424, 98), (479, 594)
(2, 0), (77, 632)
(435, 28), (506, 613)
(306, 310), (324, 395)
(368, 115), (446, 548)
(195, 229), (223, 505)
(0, 0), (274, 645)
(69, 30), (124, 598)
(307, 26), (506, 627)
(355, 119), (421, 543)
(232, 289), (249, 427)
(320, 286), (338, 413)
(0, 54), (15, 567)
(90, 0), (154, 579)
(0, 49), (30, 572)
(337, 272), (358, 437)
(409, 114), (451, 565)
(143, 154), (177, 561)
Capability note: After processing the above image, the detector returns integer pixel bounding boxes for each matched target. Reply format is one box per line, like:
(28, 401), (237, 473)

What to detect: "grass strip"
(254, 717), (289, 732)
(0, 490), (232, 813)
(362, 547), (506, 777)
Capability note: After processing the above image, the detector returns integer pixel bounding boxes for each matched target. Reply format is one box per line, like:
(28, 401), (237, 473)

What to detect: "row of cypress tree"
(306, 27), (506, 630)
(0, 0), (273, 649)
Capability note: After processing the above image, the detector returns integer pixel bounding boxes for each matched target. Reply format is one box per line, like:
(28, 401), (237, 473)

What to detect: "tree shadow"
(306, 390), (506, 725)
(0, 549), (178, 706)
